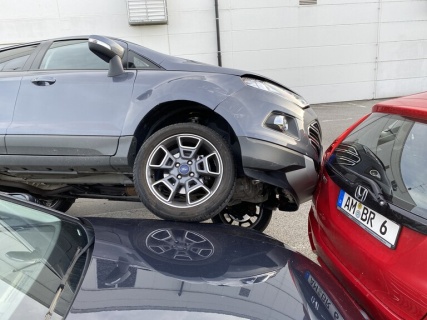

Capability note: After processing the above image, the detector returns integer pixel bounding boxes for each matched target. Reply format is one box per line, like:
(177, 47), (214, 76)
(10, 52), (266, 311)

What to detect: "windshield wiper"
(44, 241), (91, 320)
(345, 167), (388, 206)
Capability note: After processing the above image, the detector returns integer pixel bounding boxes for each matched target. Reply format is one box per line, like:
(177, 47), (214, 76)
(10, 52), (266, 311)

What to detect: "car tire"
(133, 123), (236, 221)
(211, 202), (273, 232)
(39, 198), (75, 212)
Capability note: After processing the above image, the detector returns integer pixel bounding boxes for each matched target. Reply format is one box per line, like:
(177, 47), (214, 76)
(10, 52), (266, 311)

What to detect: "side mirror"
(88, 35), (125, 77)
(103, 258), (131, 286)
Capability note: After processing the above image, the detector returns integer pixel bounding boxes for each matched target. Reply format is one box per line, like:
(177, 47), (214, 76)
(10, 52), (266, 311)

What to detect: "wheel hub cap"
(146, 134), (224, 208)
(179, 164), (190, 175)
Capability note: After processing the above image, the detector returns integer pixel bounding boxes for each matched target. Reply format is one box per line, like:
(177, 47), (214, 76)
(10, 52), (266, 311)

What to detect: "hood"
(160, 55), (247, 75)
(128, 42), (246, 75)
(66, 219), (365, 320)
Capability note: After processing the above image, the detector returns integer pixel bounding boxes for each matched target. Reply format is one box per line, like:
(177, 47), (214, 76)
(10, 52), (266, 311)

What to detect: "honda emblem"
(355, 185), (368, 203)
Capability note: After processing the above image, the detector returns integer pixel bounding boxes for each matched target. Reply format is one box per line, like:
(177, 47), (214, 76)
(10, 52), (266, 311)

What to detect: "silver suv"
(0, 35), (321, 226)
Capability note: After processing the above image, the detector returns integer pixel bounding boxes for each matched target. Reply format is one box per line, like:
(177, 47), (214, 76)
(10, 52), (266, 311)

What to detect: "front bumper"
(215, 85), (321, 162)
(215, 84), (321, 208)
(238, 137), (318, 205)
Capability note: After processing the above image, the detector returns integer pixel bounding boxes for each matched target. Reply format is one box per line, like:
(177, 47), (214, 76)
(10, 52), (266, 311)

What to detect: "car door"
(7, 39), (136, 157)
(0, 44), (39, 154)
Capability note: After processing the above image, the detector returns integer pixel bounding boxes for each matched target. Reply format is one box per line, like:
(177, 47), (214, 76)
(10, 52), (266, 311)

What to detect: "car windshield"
(330, 113), (427, 220)
(0, 197), (90, 319)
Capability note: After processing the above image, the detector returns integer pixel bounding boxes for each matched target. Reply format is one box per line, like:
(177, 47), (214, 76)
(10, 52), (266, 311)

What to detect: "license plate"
(305, 271), (343, 320)
(337, 190), (401, 248)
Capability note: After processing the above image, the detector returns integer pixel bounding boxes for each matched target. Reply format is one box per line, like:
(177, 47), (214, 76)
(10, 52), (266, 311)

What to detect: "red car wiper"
(344, 166), (388, 207)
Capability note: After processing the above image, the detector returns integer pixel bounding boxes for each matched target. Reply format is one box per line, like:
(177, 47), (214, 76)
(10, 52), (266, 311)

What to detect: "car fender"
(121, 72), (245, 136)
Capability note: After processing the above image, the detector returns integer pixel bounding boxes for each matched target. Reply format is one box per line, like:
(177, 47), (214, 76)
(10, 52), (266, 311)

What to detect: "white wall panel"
(0, 18), (62, 44)
(381, 1), (427, 22)
(262, 63), (376, 87)
(297, 44), (377, 67)
(380, 20), (427, 42)
(297, 24), (378, 47)
(230, 44), (376, 72)
(168, 32), (217, 56)
(0, 0), (58, 20)
(295, 82), (375, 104)
(297, 3), (379, 26)
(167, 0), (213, 12)
(0, 0), (426, 103)
(379, 40), (427, 61)
(231, 49), (298, 71)
(56, 0), (127, 17)
(230, 7), (298, 30)
(376, 77), (427, 99)
(319, 0), (377, 4)
(57, 15), (142, 38)
(230, 29), (298, 52)
(377, 60), (427, 80)
(217, 9), (232, 31)
(220, 0), (295, 10)
(167, 10), (215, 34)
(229, 24), (378, 52)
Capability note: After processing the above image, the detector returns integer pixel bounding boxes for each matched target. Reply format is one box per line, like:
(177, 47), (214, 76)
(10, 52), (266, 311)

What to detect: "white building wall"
(376, 0), (427, 99)
(219, 0), (427, 103)
(0, 0), (426, 104)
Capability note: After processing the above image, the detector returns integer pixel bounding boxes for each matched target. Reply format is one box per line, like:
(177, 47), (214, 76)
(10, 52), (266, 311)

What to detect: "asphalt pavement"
(67, 98), (385, 261)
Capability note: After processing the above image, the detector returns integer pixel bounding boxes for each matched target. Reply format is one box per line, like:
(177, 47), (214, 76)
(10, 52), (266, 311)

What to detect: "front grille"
(308, 121), (322, 158)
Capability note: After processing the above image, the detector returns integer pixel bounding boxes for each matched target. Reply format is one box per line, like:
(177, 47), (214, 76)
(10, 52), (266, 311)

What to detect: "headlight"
(264, 112), (299, 138)
(242, 77), (308, 108)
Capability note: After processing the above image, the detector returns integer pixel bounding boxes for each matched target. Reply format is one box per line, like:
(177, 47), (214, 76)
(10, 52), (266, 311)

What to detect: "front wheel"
(133, 123), (236, 222)
(211, 202), (273, 232)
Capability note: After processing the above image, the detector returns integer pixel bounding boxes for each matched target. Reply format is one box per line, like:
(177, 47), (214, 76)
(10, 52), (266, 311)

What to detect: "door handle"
(31, 77), (56, 86)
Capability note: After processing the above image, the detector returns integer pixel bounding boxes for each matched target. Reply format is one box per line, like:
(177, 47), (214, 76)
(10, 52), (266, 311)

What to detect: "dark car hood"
(66, 219), (364, 320)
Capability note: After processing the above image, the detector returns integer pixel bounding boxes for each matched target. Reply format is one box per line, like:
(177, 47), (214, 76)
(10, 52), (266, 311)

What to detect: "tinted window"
(127, 50), (159, 69)
(329, 113), (427, 218)
(40, 40), (108, 70)
(0, 45), (37, 71)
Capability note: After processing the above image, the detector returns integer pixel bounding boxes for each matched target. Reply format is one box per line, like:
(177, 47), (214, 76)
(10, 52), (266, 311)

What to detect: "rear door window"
(0, 45), (37, 71)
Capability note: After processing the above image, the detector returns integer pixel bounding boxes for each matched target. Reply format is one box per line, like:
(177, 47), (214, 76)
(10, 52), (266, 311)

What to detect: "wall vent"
(300, 0), (317, 5)
(127, 0), (168, 25)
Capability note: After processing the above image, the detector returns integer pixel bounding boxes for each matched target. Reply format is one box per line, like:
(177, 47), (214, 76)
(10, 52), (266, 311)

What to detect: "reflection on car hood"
(66, 219), (364, 320)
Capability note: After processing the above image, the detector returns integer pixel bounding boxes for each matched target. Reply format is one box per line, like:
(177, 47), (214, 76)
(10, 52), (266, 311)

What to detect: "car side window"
(127, 50), (159, 69)
(40, 40), (109, 70)
(0, 45), (37, 71)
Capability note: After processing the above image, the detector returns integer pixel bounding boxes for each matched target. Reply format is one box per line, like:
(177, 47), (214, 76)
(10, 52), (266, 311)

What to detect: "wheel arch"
(132, 100), (243, 174)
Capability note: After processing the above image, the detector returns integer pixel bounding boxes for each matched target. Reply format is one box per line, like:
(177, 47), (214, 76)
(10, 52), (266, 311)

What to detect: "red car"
(308, 92), (427, 320)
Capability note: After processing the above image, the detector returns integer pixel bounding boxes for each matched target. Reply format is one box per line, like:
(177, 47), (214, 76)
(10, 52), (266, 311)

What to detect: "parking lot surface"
(68, 99), (383, 260)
